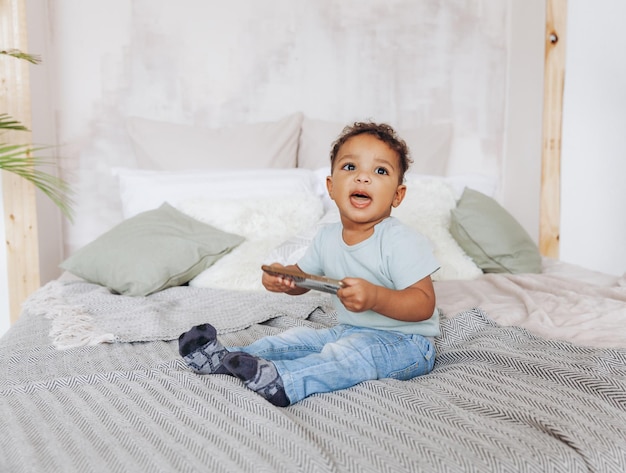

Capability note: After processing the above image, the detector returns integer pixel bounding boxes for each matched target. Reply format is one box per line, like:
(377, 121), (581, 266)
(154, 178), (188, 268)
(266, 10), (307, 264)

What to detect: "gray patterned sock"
(223, 352), (290, 407)
(178, 323), (230, 375)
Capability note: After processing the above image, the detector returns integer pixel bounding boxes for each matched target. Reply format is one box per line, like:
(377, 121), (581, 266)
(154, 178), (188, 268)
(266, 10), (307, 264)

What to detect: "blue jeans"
(231, 324), (435, 404)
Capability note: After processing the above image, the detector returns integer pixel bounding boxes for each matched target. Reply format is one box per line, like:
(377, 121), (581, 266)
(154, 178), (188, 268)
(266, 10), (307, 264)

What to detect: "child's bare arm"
(337, 276), (436, 322)
(262, 263), (310, 296)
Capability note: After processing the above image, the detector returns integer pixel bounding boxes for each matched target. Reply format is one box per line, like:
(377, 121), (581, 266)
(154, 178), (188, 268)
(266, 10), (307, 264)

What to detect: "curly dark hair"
(329, 122), (412, 183)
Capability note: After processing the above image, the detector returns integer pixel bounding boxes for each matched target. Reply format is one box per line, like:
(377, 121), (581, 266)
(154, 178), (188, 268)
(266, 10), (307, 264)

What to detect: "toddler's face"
(327, 134), (406, 228)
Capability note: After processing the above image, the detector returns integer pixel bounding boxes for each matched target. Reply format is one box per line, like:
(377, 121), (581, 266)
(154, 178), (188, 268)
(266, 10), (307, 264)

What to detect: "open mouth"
(350, 191), (371, 207)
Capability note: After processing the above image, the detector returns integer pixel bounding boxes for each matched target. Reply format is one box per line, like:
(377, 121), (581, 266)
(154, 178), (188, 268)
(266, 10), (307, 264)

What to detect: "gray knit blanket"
(23, 280), (334, 349)
(1, 304), (625, 472)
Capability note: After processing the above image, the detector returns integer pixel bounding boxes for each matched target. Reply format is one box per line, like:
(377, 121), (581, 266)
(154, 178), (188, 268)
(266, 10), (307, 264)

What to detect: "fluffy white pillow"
(114, 167), (321, 219)
(297, 116), (453, 175)
(183, 194), (325, 291)
(391, 176), (482, 281)
(126, 112), (303, 170)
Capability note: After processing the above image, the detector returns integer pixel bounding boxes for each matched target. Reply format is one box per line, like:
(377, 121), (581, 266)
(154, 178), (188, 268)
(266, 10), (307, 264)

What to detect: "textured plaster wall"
(43, 0), (510, 254)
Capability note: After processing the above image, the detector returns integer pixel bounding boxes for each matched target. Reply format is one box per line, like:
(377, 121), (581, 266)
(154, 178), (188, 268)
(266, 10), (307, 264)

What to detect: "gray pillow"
(60, 203), (244, 296)
(449, 188), (541, 273)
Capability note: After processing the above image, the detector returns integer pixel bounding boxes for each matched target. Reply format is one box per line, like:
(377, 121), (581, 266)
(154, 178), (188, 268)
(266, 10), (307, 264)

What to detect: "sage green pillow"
(60, 203), (244, 296)
(449, 188), (541, 273)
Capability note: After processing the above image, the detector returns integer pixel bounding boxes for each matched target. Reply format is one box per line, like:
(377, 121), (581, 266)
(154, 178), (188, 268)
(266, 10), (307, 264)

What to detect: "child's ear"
(326, 175), (335, 200)
(392, 184), (407, 208)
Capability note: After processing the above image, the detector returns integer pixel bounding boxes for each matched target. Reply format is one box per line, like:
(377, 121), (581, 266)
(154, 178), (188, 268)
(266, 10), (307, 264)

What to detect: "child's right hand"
(262, 263), (299, 293)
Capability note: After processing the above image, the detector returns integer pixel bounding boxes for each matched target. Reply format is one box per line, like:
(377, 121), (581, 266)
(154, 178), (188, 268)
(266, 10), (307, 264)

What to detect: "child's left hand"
(336, 278), (378, 313)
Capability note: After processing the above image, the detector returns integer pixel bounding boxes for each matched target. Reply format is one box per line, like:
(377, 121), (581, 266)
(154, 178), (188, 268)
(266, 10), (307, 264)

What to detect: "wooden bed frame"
(540, 0), (567, 259)
(1, 0), (568, 323)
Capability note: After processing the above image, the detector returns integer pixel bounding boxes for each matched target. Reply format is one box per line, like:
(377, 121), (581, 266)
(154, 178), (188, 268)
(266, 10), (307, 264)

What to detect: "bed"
(2, 2), (626, 472)
(1, 112), (626, 473)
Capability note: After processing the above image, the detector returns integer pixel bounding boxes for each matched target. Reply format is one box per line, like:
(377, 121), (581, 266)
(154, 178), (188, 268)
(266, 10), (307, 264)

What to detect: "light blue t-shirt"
(298, 217), (441, 336)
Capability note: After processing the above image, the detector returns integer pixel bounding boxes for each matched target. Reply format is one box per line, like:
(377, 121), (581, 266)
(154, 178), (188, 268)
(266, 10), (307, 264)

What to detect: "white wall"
(560, 0), (626, 276)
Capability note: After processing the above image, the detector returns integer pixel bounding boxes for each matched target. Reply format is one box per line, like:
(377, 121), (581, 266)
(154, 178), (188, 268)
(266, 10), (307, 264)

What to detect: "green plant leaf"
(1, 49), (74, 221)
(0, 145), (74, 222)
(0, 113), (30, 132)
(0, 49), (41, 65)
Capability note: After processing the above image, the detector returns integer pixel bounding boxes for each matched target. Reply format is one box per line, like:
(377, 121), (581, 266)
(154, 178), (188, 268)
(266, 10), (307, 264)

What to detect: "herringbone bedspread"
(1, 303), (625, 472)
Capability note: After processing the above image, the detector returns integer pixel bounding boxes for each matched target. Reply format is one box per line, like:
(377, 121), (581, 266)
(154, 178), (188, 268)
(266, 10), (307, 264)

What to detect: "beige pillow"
(449, 188), (541, 273)
(297, 116), (452, 175)
(127, 112), (303, 170)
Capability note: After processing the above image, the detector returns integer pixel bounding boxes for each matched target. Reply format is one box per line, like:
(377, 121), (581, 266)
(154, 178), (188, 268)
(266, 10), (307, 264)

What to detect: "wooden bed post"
(0, 0), (41, 323)
(540, 0), (568, 258)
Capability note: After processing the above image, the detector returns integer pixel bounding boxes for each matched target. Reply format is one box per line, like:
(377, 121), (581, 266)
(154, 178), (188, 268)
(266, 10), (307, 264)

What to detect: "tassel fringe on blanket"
(22, 281), (117, 349)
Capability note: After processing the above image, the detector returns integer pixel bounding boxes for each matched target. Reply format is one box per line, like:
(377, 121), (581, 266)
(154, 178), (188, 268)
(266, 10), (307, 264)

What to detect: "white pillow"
(297, 116), (453, 175)
(114, 167), (321, 219)
(184, 195), (324, 291)
(391, 176), (482, 281)
(126, 112), (303, 170)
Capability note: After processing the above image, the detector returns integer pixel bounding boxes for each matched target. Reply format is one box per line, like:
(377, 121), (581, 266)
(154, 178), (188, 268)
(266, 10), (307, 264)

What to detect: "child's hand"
(339, 275), (436, 322)
(336, 278), (378, 312)
(261, 264), (311, 296)
(262, 263), (298, 293)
